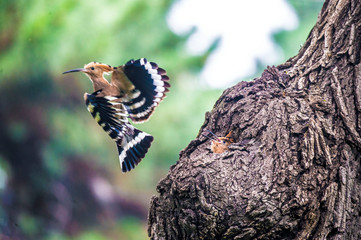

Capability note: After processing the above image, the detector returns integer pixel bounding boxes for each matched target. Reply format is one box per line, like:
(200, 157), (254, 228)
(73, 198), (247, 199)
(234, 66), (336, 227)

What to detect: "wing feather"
(116, 58), (170, 123)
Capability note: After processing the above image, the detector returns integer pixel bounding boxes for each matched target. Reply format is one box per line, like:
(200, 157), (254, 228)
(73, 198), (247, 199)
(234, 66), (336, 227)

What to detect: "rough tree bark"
(148, 0), (361, 239)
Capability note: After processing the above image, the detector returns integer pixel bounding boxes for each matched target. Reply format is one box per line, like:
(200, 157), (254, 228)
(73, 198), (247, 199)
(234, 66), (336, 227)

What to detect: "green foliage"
(117, 217), (149, 240)
(46, 231), (107, 240)
(45, 218), (148, 240)
(18, 214), (40, 237)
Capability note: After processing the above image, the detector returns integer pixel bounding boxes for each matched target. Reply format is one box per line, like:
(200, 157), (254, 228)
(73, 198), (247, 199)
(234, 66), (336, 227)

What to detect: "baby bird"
(203, 130), (233, 154)
(63, 58), (170, 172)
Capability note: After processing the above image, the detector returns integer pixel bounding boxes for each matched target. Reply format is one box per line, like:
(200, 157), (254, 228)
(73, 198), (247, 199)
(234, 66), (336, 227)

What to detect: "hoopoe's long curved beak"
(62, 68), (86, 74)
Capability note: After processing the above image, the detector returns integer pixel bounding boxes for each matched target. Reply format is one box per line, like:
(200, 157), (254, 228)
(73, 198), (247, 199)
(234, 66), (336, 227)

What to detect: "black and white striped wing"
(85, 91), (153, 173)
(122, 58), (170, 123)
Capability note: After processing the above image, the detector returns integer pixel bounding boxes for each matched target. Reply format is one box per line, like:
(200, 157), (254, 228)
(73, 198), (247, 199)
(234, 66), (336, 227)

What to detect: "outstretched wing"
(114, 58), (170, 123)
(85, 91), (153, 172)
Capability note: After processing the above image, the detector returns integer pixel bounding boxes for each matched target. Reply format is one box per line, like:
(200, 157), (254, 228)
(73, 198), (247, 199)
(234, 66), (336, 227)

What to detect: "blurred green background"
(0, 0), (322, 239)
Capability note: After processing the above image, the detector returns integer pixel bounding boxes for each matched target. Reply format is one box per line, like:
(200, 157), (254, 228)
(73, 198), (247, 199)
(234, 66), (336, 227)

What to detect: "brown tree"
(148, 0), (361, 239)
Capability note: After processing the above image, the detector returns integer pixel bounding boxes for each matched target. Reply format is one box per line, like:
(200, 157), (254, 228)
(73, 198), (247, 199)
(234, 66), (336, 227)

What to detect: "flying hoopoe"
(63, 58), (170, 172)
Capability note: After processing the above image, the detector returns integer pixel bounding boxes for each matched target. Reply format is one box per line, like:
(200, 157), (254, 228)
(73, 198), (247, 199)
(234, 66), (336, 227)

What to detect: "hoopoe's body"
(63, 58), (170, 172)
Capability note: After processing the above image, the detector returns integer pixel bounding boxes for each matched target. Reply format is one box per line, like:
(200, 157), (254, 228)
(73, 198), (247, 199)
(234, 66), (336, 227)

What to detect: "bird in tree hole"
(203, 130), (233, 154)
(63, 58), (170, 173)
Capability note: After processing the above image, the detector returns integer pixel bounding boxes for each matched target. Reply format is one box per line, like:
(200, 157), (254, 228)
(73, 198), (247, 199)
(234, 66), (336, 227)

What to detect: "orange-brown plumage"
(206, 130), (233, 154)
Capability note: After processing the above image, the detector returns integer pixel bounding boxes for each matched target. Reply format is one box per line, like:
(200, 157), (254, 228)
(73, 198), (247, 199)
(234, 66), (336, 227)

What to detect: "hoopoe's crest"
(63, 58), (170, 172)
(203, 130), (233, 154)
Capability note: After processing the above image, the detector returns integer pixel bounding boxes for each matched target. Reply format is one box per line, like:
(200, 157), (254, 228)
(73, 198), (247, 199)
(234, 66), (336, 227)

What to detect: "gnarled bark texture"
(148, 0), (361, 239)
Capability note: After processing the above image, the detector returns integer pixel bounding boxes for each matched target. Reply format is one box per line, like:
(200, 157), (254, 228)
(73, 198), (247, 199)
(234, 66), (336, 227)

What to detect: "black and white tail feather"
(85, 91), (153, 173)
(122, 58), (170, 123)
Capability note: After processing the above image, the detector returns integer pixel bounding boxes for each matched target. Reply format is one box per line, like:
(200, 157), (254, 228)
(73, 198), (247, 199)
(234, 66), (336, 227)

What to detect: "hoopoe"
(63, 58), (170, 172)
(203, 130), (233, 153)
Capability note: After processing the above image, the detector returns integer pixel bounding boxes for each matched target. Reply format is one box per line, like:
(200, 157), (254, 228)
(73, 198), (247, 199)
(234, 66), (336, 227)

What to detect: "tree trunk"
(148, 0), (361, 239)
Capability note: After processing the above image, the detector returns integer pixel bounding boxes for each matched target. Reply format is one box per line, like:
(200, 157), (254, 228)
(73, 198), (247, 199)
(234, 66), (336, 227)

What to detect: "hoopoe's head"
(202, 130), (233, 154)
(63, 62), (113, 78)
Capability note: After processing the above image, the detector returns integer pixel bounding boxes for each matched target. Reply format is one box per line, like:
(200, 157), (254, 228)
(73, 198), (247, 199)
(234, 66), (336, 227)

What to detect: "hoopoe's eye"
(90, 67), (95, 70)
